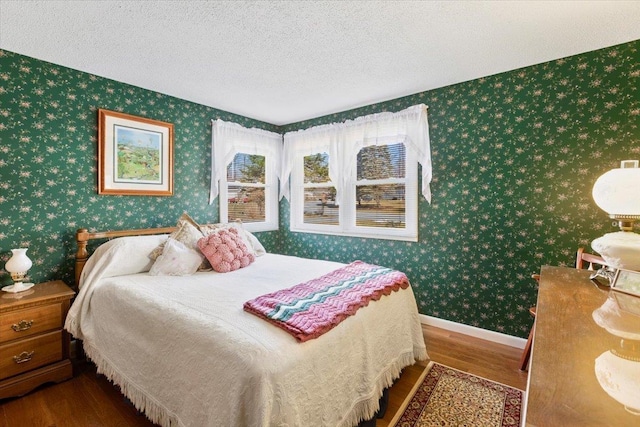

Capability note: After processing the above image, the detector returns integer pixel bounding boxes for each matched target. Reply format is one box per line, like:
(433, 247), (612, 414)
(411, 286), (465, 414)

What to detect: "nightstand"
(0, 280), (75, 399)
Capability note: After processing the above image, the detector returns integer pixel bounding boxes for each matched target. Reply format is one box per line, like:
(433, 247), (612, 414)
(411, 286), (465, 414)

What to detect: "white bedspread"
(66, 251), (427, 427)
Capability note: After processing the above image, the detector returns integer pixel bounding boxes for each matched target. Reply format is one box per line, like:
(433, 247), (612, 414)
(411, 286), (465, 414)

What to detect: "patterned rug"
(390, 362), (524, 427)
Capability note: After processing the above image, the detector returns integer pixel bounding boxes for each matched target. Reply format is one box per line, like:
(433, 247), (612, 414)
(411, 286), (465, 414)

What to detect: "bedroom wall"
(0, 49), (282, 288)
(280, 40), (640, 338)
(1, 41), (638, 339)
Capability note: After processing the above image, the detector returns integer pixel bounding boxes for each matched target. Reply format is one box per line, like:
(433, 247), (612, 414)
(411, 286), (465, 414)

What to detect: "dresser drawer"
(0, 303), (62, 344)
(0, 331), (63, 380)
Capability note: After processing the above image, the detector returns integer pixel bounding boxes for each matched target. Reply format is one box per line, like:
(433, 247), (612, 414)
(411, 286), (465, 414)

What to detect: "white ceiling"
(1, 1), (639, 126)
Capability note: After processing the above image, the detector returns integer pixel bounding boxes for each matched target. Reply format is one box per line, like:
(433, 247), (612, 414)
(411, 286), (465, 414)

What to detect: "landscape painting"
(98, 109), (173, 196)
(114, 126), (162, 183)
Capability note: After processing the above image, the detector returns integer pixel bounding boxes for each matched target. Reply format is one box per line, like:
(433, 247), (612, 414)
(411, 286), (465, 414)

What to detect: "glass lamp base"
(1, 282), (35, 293)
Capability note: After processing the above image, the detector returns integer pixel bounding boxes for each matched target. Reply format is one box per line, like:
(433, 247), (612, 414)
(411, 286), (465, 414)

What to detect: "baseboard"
(420, 314), (527, 349)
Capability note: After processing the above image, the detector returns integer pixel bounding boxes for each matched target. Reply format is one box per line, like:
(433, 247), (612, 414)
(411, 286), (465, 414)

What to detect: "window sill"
(288, 227), (418, 242)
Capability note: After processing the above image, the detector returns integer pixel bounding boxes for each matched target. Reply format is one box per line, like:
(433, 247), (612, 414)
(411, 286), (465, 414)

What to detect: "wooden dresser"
(0, 280), (75, 399)
(524, 266), (640, 426)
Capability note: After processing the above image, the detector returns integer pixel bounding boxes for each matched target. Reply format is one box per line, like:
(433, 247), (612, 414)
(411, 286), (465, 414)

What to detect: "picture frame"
(98, 109), (174, 196)
(612, 291), (640, 316)
(611, 268), (640, 298)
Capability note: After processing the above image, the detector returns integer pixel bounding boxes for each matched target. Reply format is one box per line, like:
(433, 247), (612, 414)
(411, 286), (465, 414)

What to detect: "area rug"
(390, 362), (524, 427)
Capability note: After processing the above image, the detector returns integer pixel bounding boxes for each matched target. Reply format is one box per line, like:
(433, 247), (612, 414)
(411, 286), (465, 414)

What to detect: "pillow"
(150, 212), (211, 270)
(244, 230), (266, 257)
(197, 228), (255, 273)
(79, 234), (169, 288)
(200, 221), (266, 257)
(150, 212), (201, 259)
(149, 238), (204, 276)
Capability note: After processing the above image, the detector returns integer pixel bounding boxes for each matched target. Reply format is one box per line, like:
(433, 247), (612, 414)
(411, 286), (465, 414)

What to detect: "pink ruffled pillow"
(197, 228), (255, 273)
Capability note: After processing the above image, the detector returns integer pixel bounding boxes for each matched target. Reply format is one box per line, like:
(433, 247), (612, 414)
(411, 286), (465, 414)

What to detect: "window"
(291, 146), (341, 233)
(290, 141), (417, 240)
(210, 120), (281, 232)
(284, 105), (430, 241)
(223, 153), (268, 225)
(302, 153), (339, 226)
(219, 150), (279, 232)
(355, 143), (409, 229)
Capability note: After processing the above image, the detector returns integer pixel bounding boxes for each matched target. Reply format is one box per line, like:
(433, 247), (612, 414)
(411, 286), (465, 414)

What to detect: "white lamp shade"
(592, 167), (640, 216)
(5, 248), (32, 275)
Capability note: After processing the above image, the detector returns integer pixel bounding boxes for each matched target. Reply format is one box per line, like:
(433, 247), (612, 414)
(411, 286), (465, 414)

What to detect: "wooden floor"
(0, 324), (528, 427)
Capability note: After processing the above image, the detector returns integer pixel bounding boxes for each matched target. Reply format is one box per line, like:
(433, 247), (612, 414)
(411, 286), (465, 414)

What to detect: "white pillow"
(149, 238), (204, 276)
(79, 234), (169, 288)
(244, 230), (266, 257)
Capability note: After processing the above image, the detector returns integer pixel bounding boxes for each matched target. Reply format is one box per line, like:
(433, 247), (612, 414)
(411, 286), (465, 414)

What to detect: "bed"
(65, 224), (427, 427)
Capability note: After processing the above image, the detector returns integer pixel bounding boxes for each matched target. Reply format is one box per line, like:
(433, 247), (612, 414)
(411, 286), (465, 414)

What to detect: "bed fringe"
(343, 346), (429, 427)
(82, 342), (183, 427)
(64, 316), (79, 339)
(83, 340), (427, 427)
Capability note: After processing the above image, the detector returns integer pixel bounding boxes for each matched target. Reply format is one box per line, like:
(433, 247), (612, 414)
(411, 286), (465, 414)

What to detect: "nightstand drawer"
(0, 331), (63, 380)
(0, 303), (62, 343)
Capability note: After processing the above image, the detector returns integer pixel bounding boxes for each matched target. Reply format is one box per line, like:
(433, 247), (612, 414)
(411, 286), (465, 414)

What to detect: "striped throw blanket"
(243, 261), (409, 342)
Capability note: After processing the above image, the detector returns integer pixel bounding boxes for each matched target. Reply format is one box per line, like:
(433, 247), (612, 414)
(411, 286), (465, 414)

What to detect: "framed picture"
(98, 109), (174, 196)
(611, 268), (640, 298)
(612, 291), (640, 316)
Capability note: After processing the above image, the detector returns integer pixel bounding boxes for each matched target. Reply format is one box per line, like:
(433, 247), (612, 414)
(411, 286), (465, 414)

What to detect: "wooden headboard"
(74, 226), (176, 288)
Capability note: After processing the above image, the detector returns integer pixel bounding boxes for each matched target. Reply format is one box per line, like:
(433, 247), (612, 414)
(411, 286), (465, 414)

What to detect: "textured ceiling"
(1, 1), (639, 125)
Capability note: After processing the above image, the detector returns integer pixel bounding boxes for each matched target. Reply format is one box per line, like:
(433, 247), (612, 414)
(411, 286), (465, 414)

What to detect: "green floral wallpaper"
(280, 40), (639, 338)
(1, 40), (638, 339)
(0, 49), (281, 288)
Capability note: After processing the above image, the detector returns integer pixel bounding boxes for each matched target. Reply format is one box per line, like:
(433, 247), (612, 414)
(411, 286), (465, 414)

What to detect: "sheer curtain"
(281, 104), (432, 204)
(209, 119), (282, 204)
(281, 123), (343, 203)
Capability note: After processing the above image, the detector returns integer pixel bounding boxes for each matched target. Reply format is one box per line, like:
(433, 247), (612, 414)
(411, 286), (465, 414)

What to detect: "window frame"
(219, 146), (279, 233)
(290, 142), (342, 235)
(290, 139), (419, 241)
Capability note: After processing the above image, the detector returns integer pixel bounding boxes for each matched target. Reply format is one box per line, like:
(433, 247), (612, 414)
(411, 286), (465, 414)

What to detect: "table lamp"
(592, 292), (640, 415)
(591, 160), (640, 271)
(3, 248), (33, 292)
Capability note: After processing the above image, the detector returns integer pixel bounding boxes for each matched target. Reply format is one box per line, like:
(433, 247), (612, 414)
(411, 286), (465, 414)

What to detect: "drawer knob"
(13, 351), (35, 364)
(11, 320), (34, 332)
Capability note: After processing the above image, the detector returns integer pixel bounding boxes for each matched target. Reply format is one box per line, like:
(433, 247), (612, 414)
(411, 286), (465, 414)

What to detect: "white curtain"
(281, 104), (432, 203)
(281, 124), (343, 203)
(209, 119), (283, 204)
